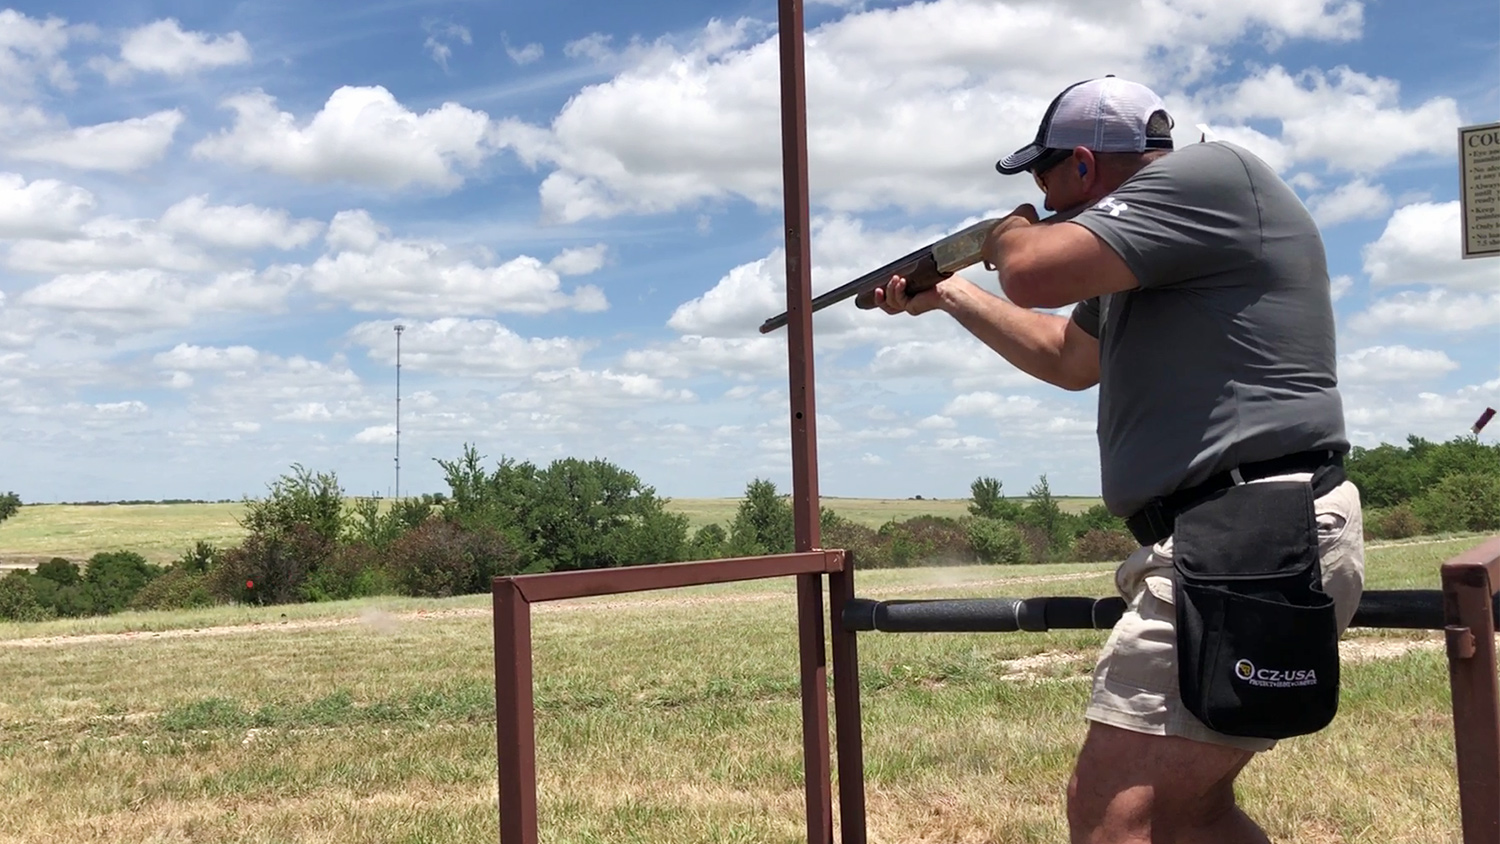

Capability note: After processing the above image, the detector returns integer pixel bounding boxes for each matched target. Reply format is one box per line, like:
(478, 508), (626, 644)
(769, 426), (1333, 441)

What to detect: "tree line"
(0, 434), (1495, 621)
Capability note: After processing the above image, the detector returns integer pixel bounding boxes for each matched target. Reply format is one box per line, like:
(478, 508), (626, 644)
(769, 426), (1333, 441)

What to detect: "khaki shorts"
(1086, 476), (1365, 752)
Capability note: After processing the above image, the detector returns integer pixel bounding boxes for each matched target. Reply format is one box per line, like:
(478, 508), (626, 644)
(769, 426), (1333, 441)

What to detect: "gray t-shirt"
(1069, 141), (1347, 517)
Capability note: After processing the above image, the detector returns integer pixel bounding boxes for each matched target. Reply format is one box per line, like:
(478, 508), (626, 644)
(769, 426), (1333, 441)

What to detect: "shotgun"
(758, 217), (1003, 334)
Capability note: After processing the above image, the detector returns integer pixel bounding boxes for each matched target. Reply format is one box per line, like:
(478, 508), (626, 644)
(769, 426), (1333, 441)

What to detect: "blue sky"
(0, 0), (1495, 504)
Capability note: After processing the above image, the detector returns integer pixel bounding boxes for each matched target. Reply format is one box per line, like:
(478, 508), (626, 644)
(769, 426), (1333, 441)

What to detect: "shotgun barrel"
(758, 217), (1003, 334)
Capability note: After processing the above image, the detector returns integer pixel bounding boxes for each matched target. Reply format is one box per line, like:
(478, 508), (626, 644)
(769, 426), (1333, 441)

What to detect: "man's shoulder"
(1145, 141), (1259, 176)
(1108, 141), (1266, 208)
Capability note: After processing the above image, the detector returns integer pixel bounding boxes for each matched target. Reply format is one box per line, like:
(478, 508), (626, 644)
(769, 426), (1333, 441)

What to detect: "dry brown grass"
(0, 539), (1480, 842)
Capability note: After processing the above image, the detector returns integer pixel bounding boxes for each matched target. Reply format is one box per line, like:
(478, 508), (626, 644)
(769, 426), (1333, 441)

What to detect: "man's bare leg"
(1067, 722), (1271, 844)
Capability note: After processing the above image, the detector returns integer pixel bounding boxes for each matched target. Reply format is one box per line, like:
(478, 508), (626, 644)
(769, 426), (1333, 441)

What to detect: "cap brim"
(996, 143), (1044, 175)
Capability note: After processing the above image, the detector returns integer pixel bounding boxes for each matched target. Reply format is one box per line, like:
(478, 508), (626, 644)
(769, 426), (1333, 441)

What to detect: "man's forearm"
(937, 280), (1087, 390)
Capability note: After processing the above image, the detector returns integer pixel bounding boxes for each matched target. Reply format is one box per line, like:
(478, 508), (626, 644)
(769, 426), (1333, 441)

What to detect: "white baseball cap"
(996, 76), (1174, 175)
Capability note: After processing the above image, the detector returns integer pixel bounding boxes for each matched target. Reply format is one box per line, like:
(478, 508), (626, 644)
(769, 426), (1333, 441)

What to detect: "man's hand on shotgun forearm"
(980, 204), (1040, 272)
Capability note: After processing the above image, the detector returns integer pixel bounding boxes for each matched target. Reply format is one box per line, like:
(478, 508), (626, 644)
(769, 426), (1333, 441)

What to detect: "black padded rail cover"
(841, 590), (1500, 634)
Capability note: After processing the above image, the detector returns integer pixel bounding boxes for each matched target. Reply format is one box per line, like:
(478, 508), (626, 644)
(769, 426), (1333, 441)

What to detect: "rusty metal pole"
(775, 0), (832, 841)
(1442, 538), (1500, 844)
(829, 554), (868, 843)
(494, 580), (538, 844)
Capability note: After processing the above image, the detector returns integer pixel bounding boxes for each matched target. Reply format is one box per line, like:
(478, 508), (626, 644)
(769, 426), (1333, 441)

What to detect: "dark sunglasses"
(1030, 148), (1074, 191)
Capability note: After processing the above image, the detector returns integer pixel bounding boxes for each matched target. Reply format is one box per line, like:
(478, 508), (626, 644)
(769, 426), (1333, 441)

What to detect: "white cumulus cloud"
(493, 0), (1377, 222)
(347, 318), (590, 376)
(99, 18), (251, 82)
(193, 86), (496, 191)
(159, 196), (323, 251)
(1362, 202), (1497, 290)
(1349, 290), (1500, 335)
(1306, 178), (1391, 227)
(1339, 345), (1459, 383)
(0, 173), (94, 237)
(9, 110), (183, 172)
(1200, 66), (1459, 174)
(303, 211), (608, 316)
(0, 9), (78, 96)
(20, 267), (296, 332)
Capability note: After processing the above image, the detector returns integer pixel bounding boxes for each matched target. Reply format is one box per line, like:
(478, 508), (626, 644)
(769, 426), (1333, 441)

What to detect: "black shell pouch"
(1172, 474), (1342, 739)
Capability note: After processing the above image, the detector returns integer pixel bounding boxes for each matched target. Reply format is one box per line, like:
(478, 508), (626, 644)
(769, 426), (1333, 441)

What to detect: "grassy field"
(0, 537), (1482, 843)
(0, 497), (1105, 566)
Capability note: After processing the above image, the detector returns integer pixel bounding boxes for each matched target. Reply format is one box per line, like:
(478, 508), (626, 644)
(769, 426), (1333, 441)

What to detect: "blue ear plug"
(1078, 163), (1087, 177)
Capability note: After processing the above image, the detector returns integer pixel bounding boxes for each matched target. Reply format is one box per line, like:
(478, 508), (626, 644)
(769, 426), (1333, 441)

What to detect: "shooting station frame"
(490, 1), (1500, 840)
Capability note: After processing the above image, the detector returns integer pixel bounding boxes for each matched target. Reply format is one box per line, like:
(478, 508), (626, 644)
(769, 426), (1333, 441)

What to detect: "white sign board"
(1460, 121), (1500, 259)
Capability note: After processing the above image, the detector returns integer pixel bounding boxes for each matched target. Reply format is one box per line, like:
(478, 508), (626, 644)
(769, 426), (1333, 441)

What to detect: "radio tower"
(394, 324), (405, 499)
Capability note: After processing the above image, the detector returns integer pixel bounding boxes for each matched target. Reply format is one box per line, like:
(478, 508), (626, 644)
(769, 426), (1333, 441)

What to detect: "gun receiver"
(758, 217), (1003, 334)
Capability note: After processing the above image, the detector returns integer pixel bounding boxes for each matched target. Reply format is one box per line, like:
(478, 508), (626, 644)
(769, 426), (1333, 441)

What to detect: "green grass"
(0, 497), (1107, 565)
(0, 502), (247, 565)
(0, 537), (1484, 842)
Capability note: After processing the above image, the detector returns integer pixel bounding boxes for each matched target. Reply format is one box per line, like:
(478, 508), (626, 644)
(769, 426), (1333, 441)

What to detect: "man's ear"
(1073, 147), (1096, 183)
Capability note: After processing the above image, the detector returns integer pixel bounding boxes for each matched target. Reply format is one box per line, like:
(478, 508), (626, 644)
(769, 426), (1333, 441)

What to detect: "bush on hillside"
(388, 519), (519, 597)
(302, 540), (393, 602)
(128, 567), (215, 612)
(726, 479), (794, 557)
(1411, 472), (1500, 534)
(0, 491), (19, 526)
(1072, 529), (1138, 562)
(83, 551), (164, 614)
(688, 523), (728, 560)
(34, 557), (80, 586)
(241, 465), (346, 546)
(967, 517), (1026, 565)
(0, 570), (53, 621)
(211, 523), (333, 605)
(822, 519), (889, 568)
(1367, 504), (1424, 540)
(878, 516), (976, 567)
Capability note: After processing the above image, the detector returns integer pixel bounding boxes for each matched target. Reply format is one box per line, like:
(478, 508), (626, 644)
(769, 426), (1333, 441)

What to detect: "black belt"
(1125, 450), (1344, 546)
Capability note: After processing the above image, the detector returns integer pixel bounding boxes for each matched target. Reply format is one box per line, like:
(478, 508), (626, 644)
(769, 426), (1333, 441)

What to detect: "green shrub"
(1368, 504), (1424, 540)
(1017, 524), (1055, 563)
(210, 523), (332, 605)
(967, 518), (1026, 565)
(1072, 529), (1138, 562)
(688, 524), (728, 560)
(345, 496), (435, 550)
(822, 519), (890, 568)
(878, 516), (976, 567)
(175, 541), (220, 574)
(1412, 472), (1500, 534)
(968, 476), (1022, 521)
(1075, 504), (1127, 536)
(726, 479), (794, 557)
(0, 570), (53, 621)
(303, 541), (393, 602)
(388, 520), (519, 597)
(128, 568), (215, 612)
(34, 557), (80, 586)
(84, 551), (164, 614)
(241, 465), (347, 546)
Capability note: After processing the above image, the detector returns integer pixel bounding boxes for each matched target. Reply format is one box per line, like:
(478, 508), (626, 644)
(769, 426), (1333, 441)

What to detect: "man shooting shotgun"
(871, 77), (1363, 843)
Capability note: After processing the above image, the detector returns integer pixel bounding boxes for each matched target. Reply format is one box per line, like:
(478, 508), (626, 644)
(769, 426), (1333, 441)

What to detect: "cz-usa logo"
(1233, 659), (1317, 688)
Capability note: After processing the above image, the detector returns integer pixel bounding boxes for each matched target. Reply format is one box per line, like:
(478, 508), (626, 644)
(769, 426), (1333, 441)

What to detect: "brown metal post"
(829, 552), (868, 843)
(1442, 537), (1500, 844)
(776, 0), (832, 841)
(494, 579), (538, 844)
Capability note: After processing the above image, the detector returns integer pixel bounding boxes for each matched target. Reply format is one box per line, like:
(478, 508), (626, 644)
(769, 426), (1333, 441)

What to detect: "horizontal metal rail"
(841, 588), (1498, 634)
